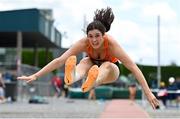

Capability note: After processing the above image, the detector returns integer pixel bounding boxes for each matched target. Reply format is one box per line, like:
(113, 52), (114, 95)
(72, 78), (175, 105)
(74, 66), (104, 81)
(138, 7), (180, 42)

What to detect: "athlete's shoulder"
(104, 34), (113, 39)
(105, 34), (118, 45)
(72, 37), (88, 49)
(78, 37), (88, 45)
(68, 37), (88, 53)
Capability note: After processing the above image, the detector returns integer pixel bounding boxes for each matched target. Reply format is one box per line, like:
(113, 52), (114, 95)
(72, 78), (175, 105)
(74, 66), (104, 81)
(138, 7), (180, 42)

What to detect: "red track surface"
(100, 99), (150, 118)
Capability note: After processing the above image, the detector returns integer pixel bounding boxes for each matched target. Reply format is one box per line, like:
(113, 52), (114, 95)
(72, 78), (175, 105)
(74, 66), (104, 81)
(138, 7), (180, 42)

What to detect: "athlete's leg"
(75, 57), (94, 81)
(64, 56), (93, 85)
(95, 62), (120, 86)
(81, 62), (119, 92)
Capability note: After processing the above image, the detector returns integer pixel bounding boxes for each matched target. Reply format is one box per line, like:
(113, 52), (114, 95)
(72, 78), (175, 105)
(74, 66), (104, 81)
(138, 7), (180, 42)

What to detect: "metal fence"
(1, 63), (57, 101)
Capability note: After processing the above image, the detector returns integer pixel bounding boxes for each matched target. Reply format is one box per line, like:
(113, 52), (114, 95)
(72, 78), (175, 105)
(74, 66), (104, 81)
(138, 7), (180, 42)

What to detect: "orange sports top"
(86, 34), (119, 63)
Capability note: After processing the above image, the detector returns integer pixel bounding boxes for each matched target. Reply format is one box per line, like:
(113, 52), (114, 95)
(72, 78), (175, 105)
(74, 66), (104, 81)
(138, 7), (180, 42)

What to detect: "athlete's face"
(87, 29), (104, 49)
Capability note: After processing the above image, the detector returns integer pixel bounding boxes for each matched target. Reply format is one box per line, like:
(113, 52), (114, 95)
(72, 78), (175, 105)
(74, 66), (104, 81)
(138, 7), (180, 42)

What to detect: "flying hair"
(93, 7), (114, 32)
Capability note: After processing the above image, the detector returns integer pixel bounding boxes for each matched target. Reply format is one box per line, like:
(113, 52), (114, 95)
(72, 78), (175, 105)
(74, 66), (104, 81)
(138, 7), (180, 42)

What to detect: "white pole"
(17, 31), (23, 102)
(82, 15), (88, 57)
(157, 15), (161, 89)
(81, 15), (88, 83)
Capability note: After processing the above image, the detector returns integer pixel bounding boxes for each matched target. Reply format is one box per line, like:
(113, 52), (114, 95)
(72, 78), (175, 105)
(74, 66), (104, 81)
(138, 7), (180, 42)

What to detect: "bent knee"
(79, 57), (92, 64)
(101, 62), (119, 73)
(100, 62), (113, 69)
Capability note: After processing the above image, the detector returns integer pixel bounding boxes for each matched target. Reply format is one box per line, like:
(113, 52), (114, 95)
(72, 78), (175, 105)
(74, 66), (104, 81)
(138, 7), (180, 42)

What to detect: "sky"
(0, 0), (179, 66)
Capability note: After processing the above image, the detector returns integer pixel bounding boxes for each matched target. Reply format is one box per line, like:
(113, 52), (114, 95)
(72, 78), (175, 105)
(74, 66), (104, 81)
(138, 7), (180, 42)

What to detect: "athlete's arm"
(17, 38), (87, 83)
(108, 36), (159, 109)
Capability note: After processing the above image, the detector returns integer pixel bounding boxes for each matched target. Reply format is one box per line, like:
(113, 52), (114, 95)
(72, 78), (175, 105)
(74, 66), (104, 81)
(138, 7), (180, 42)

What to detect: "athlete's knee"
(101, 62), (113, 70)
(79, 57), (91, 64)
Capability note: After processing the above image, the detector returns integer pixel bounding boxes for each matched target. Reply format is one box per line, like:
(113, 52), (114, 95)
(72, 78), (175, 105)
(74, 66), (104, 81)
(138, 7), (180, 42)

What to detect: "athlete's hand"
(17, 75), (37, 83)
(146, 92), (160, 109)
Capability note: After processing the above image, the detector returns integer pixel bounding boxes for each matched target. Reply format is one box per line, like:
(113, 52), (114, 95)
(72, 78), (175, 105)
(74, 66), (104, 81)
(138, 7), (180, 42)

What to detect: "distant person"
(61, 78), (69, 98)
(128, 73), (137, 103)
(0, 73), (6, 103)
(167, 77), (178, 99)
(62, 84), (69, 98)
(157, 81), (168, 107)
(167, 77), (178, 106)
(51, 75), (63, 97)
(88, 88), (96, 100)
(17, 7), (159, 109)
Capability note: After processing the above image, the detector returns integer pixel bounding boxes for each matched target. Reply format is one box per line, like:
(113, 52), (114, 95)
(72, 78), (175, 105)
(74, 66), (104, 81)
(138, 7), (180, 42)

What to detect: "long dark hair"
(87, 7), (114, 35)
